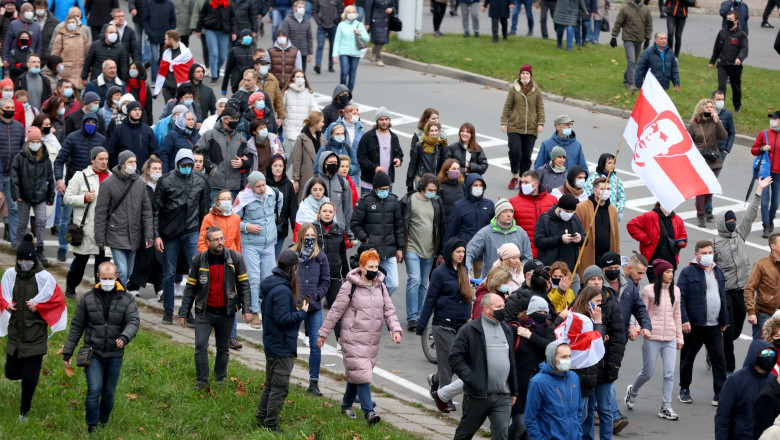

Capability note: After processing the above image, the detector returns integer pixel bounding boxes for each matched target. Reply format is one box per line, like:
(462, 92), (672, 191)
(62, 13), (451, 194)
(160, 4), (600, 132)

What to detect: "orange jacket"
(198, 208), (243, 253)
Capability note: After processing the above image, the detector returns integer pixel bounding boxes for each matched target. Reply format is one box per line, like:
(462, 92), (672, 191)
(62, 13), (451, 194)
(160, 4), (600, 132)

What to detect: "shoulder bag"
(65, 171), (92, 246)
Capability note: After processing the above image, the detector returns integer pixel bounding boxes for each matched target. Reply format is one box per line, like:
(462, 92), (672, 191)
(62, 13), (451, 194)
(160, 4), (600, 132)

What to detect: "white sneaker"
(17, 415), (28, 423)
(658, 405), (679, 420)
(174, 283), (183, 297)
(336, 343), (342, 352)
(204, 67), (211, 77)
(625, 384), (637, 410)
(128, 290), (139, 297)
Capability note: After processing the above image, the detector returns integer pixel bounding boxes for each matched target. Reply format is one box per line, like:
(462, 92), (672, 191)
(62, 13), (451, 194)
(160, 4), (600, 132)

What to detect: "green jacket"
(611, 2), (652, 43)
(501, 80), (546, 136)
(4, 262), (50, 358)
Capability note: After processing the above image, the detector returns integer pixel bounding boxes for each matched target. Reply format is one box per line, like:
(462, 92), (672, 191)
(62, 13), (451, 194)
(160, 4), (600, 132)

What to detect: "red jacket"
(627, 210), (687, 264)
(509, 189), (558, 257)
(751, 129), (780, 174)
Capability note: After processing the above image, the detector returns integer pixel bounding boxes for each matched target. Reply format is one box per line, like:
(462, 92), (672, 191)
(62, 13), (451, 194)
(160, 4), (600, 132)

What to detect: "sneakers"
(431, 390), (450, 413)
(229, 337), (243, 350)
(341, 408), (357, 419)
(712, 394), (719, 406)
(625, 384), (637, 410)
(427, 373), (439, 395)
(195, 380), (208, 391)
(304, 337), (310, 347)
(365, 411), (381, 426)
(678, 388), (693, 404)
(762, 21), (775, 28)
(376, 60), (384, 67)
(508, 177), (519, 190)
(336, 342), (342, 352)
(407, 320), (417, 331)
(162, 313), (173, 325)
(250, 314), (262, 329)
(658, 405), (679, 420)
(447, 400), (456, 411)
(307, 380), (322, 396)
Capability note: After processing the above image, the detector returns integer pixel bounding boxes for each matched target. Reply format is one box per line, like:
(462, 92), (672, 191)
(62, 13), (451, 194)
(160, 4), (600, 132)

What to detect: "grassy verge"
(385, 34), (777, 135)
(0, 299), (424, 440)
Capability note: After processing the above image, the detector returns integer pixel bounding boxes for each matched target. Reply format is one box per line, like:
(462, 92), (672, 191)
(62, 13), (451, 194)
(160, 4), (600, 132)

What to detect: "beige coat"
(292, 129), (321, 202)
(51, 28), (90, 90)
(64, 166), (111, 255)
(574, 197), (620, 280)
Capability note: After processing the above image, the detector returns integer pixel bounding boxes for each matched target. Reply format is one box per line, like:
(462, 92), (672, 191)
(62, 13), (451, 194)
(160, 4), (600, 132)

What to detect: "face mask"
(295, 77), (306, 87)
(107, 33), (118, 43)
(256, 128), (268, 140)
(557, 358), (572, 372)
(471, 186), (484, 198)
(520, 78), (530, 85)
(276, 36), (288, 46)
(304, 237), (315, 248)
(28, 142), (41, 152)
(561, 128), (572, 137)
(531, 312), (547, 324)
(295, 8), (305, 18)
(498, 284), (509, 293)
(19, 39), (29, 47)
(376, 189), (389, 199)
(227, 120), (239, 130)
(726, 20), (735, 28)
(89, 104), (99, 112)
(41, 126), (51, 135)
(714, 100), (724, 110)
(771, 119), (780, 130)
(182, 99), (193, 107)
(2, 109), (14, 119)
(347, 13), (357, 20)
(121, 104), (128, 115)
(424, 191), (437, 199)
(364, 269), (378, 280)
(492, 308), (506, 322)
(127, 69), (139, 79)
(112, 99), (120, 106)
(521, 182), (535, 195)
(150, 172), (162, 181)
(773, 339), (780, 350)
(702, 111), (711, 118)
(62, 88), (74, 98)
(66, 23), (77, 31)
(35, 9), (45, 17)
(326, 162), (339, 175)
(447, 170), (460, 180)
(58, 65), (64, 73)
(242, 36), (252, 45)
(179, 165), (193, 175)
(18, 260), (34, 271)
(23, 11), (33, 20)
(219, 200), (232, 213)
(337, 94), (350, 106)
(551, 278), (561, 288)
(560, 211), (574, 221)
(23, 103), (28, 110)
(99, 279), (117, 292)
(55, 106), (66, 117)
(600, 189), (612, 200)
(84, 123), (96, 135)
(124, 165), (136, 174)
(605, 269), (620, 281)
(699, 254), (714, 267)
(349, 115), (360, 124)
(725, 221), (736, 233)
(2, 91), (13, 100)
(255, 100), (265, 110)
(259, 65), (269, 75)
(29, 67), (41, 75)
(333, 135), (345, 144)
(756, 353), (778, 372)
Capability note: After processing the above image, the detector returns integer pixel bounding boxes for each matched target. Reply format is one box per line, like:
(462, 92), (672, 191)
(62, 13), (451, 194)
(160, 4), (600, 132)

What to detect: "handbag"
(600, 15), (610, 32)
(390, 14), (403, 32)
(75, 346), (93, 367)
(356, 34), (368, 50)
(702, 148), (719, 162)
(753, 131), (773, 179)
(65, 171), (91, 246)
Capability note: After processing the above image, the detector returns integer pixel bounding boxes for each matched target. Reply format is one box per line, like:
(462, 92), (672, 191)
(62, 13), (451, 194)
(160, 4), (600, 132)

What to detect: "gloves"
(610, 37), (617, 48)
(643, 39), (650, 49)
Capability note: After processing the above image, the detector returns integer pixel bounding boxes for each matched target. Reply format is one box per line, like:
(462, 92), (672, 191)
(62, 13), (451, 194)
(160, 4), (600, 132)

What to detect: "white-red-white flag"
(623, 72), (722, 212)
(0, 268), (68, 336)
(154, 43), (194, 96)
(554, 312), (605, 369)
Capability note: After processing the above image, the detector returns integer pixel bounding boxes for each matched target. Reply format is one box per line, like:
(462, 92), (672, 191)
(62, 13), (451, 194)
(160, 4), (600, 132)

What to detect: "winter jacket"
(237, 100), (277, 139)
(436, 179), (463, 213)
(180, 248), (252, 317)
(536, 163), (567, 192)
(173, 0), (196, 36)
(319, 268), (402, 383)
(313, 0), (343, 28)
(296, 251), (330, 313)
(583, 170), (626, 216)
(710, 26), (749, 67)
(292, 128), (321, 201)
(62, 283), (140, 359)
(611, 1), (652, 42)
(261, 268), (307, 357)
(574, 197), (620, 280)
(196, 125), (249, 191)
(267, 42), (301, 88)
(595, 286), (627, 383)
(16, 73), (53, 107)
(501, 80), (545, 136)
(81, 39), (129, 82)
(85, 0), (118, 27)
(221, 40), (256, 94)
(313, 220), (349, 278)
(35, 12), (60, 60)
(627, 209), (687, 265)
(466, 218), (533, 278)
(665, 0), (695, 17)
(679, 261), (728, 327)
(442, 174), (495, 252)
(406, 141), (445, 189)
(417, 238), (473, 334)
(614, 271), (652, 333)
(509, 320), (555, 414)
(105, 118), (159, 168)
(94, 166), (153, 250)
(51, 0), (88, 24)
(280, 15), (313, 56)
(198, 208), (242, 253)
(504, 284), (560, 328)
(316, 118), (363, 182)
(350, 190), (405, 260)
(752, 130), (780, 174)
(714, 192), (760, 290)
(443, 142), (489, 176)
(237, 184), (283, 248)
(259, 72), (285, 121)
(688, 117), (728, 170)
(484, 0), (511, 19)
(365, 0), (396, 44)
(160, 125), (201, 172)
(635, 43), (680, 89)
(719, 0), (749, 34)
(153, 154), (211, 239)
(534, 204), (586, 269)
(304, 152), (353, 236)
(65, 107), (105, 136)
(745, 256), (780, 317)
(82, 75), (126, 109)
(282, 84), (320, 145)
(754, 379), (780, 440)
(2, 264), (52, 358)
(266, 155), (298, 239)
(718, 108), (736, 153)
(322, 84), (350, 128)
(55, 117), (106, 182)
(233, 0), (258, 36)
(64, 166), (111, 255)
(525, 361), (582, 439)
(510, 189), (558, 258)
(716, 340), (775, 440)
(640, 282), (683, 345)
(3, 18), (41, 60)
(195, 0), (236, 34)
(357, 128), (404, 185)
(0, 117), (26, 177)
(534, 131), (588, 171)
(449, 315), (519, 398)
(188, 66), (217, 120)
(553, 0), (587, 25)
(10, 148), (55, 205)
(333, 18), (369, 57)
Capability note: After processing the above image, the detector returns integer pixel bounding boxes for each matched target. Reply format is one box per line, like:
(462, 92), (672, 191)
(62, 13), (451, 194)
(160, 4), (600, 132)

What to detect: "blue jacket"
(143, 0), (177, 44)
(715, 340), (774, 440)
(315, 118), (363, 183)
(615, 271), (652, 334)
(534, 132), (588, 171)
(679, 261), (728, 327)
(106, 118), (160, 168)
(717, 108), (736, 153)
(238, 186), (283, 248)
(50, 0), (88, 23)
(54, 113), (107, 182)
(416, 238), (472, 334)
(442, 174), (495, 254)
(260, 268), (307, 358)
(296, 251), (330, 313)
(634, 44), (680, 89)
(3, 18), (41, 60)
(0, 116), (26, 178)
(524, 361), (583, 440)
(160, 125), (201, 172)
(719, 0), (749, 34)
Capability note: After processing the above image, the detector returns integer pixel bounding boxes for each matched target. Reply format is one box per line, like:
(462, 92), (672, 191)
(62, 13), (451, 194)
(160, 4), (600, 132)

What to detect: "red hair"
(359, 249), (380, 267)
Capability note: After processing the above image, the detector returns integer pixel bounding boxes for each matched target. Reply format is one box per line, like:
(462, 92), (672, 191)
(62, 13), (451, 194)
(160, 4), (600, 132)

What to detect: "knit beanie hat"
(16, 233), (36, 261)
(372, 171), (391, 189)
(249, 92), (265, 106)
(519, 64), (533, 76)
(494, 199), (514, 217)
(90, 146), (107, 160)
(583, 265), (604, 284)
(557, 194), (578, 211)
(725, 210), (737, 223)
(527, 296), (548, 315)
(27, 126), (42, 142)
(599, 251), (621, 268)
(652, 259), (674, 279)
(82, 91), (100, 105)
(375, 106), (391, 121)
(248, 171), (266, 187)
(550, 146), (567, 162)
(126, 101), (142, 113)
(497, 243), (520, 260)
(118, 150), (136, 166)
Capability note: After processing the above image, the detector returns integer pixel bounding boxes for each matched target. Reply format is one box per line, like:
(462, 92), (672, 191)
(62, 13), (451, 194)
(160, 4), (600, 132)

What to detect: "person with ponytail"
(313, 201), (349, 346)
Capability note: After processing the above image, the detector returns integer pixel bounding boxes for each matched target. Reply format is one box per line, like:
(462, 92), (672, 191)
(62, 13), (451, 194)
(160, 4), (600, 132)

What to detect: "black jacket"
(196, 1), (237, 34)
(357, 128), (404, 185)
(63, 283), (140, 359)
(153, 170), (211, 238)
(55, 118), (107, 182)
(101, 22), (141, 65)
(443, 141), (489, 176)
(143, 0), (176, 44)
(509, 320), (555, 413)
(313, 221), (349, 279)
(505, 284), (563, 327)
(222, 43), (256, 94)
(400, 190), (446, 257)
(437, 179), (465, 214)
(350, 191), (405, 260)
(16, 73), (53, 106)
(234, 0), (258, 35)
(754, 378), (780, 440)
(406, 141), (444, 189)
(534, 205), (586, 269)
(81, 39), (129, 82)
(188, 64), (217, 119)
(449, 316), (519, 399)
(65, 107), (106, 137)
(10, 148), (55, 204)
(106, 118), (159, 168)
(85, 0), (119, 26)
(37, 13), (60, 60)
(261, 268), (307, 358)
(595, 286), (627, 383)
(4, 262), (50, 358)
(710, 27), (749, 66)
(179, 249), (252, 317)
(417, 238), (472, 334)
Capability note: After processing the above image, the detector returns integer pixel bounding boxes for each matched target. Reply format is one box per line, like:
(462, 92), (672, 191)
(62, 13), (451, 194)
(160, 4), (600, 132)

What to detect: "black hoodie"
(265, 154), (298, 239)
(416, 237), (472, 334)
(186, 63), (216, 119)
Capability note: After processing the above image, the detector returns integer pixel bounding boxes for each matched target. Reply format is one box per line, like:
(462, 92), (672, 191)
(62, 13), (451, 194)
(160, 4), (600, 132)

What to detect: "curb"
(380, 52), (757, 148)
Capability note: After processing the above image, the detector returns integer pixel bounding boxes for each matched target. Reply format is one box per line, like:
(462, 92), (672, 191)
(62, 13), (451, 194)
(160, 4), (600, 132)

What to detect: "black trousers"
(66, 250), (110, 293)
(5, 352), (44, 416)
(507, 133), (537, 175)
(764, 0), (780, 22)
(723, 288), (747, 373)
(433, 1), (448, 32)
(540, 0), (556, 38)
(680, 324), (726, 395)
(666, 16), (686, 57)
(717, 64), (743, 111)
(491, 17), (508, 41)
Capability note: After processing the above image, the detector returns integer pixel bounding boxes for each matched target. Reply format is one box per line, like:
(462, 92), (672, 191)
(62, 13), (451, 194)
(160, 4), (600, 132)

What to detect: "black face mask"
(326, 162), (339, 175)
(551, 277), (562, 287)
(2, 109), (14, 119)
(702, 111), (711, 118)
(492, 308), (506, 322)
(756, 354), (777, 373)
(226, 120), (239, 130)
(41, 126), (51, 135)
(531, 312), (548, 325)
(605, 269), (621, 281)
(725, 222), (736, 233)
(19, 39), (29, 47)
(726, 20), (736, 28)
(337, 94), (349, 107)
(774, 339), (780, 350)
(364, 269), (378, 280)
(319, 218), (333, 226)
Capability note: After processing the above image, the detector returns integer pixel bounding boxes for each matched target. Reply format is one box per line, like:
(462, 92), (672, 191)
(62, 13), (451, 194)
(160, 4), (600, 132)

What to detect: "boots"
(36, 245), (48, 267)
(763, 223), (772, 239)
(307, 380), (322, 396)
(3, 224), (9, 242)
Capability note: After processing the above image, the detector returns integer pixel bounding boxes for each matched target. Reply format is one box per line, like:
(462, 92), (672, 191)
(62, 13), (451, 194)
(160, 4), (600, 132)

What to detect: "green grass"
(0, 299), (425, 440)
(385, 34), (778, 135)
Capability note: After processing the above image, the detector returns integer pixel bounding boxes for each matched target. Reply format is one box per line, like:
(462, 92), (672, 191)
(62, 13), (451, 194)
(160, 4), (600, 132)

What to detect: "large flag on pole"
(623, 72), (722, 212)
(554, 312), (605, 369)
(0, 268), (68, 336)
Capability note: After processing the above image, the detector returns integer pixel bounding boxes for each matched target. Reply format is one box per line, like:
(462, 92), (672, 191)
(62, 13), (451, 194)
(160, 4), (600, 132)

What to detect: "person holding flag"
(154, 30), (195, 103)
(1, 233), (67, 420)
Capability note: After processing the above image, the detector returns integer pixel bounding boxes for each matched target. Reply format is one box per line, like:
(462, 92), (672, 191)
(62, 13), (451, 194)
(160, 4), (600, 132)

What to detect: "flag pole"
(571, 138), (626, 280)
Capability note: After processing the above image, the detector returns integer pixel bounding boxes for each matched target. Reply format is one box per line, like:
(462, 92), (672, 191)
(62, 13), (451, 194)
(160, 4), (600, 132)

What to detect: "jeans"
(433, 325), (458, 387)
(58, 202), (72, 257)
(666, 16), (685, 57)
(110, 248), (136, 286)
(338, 55), (360, 93)
(205, 30), (231, 80)
(454, 393), (512, 440)
(581, 382), (614, 440)
(753, 312), (773, 341)
(243, 244), (277, 313)
(194, 310), (233, 383)
(680, 324), (726, 395)
(256, 356), (294, 428)
(316, 25), (337, 67)
(342, 381), (373, 415)
(405, 251), (434, 322)
(511, 0), (534, 34)
(84, 354), (123, 427)
(724, 289), (747, 372)
(379, 256), (399, 296)
(274, 238), (288, 259)
(460, 3), (480, 34)
(623, 41), (643, 86)
(148, 43), (161, 82)
(761, 172), (780, 224)
(3, 175), (18, 246)
(540, 0), (556, 38)
(53, 192), (63, 228)
(134, 22), (151, 64)
(632, 339), (677, 406)
(717, 64), (743, 111)
(305, 309), (323, 380)
(271, 7), (292, 41)
(587, 18), (601, 42)
(580, 18), (591, 44)
(4, 352), (43, 416)
(162, 232), (198, 315)
(507, 133), (537, 174)
(556, 24), (578, 50)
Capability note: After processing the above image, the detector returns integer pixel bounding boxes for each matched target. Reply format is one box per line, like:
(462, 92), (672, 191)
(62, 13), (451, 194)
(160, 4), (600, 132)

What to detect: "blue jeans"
(379, 256), (399, 296)
(761, 172), (780, 224)
(205, 30), (231, 80)
(338, 55), (360, 93)
(274, 238), (288, 259)
(588, 18), (601, 42)
(556, 25), (578, 50)
(342, 381), (373, 415)
(134, 22), (151, 64)
(3, 176), (18, 246)
(84, 354), (123, 427)
(404, 251), (433, 323)
(58, 201), (72, 257)
(110, 248), (136, 286)
(753, 312), (773, 340)
(271, 7), (292, 41)
(316, 25), (337, 67)
(582, 382), (615, 440)
(148, 42), (161, 82)
(243, 243), (277, 313)
(162, 232), (199, 315)
(53, 192), (62, 228)
(511, 0), (534, 34)
(580, 18), (591, 43)
(305, 309), (322, 380)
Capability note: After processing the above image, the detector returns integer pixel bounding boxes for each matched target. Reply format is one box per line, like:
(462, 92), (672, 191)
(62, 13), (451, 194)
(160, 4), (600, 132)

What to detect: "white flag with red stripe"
(623, 72), (722, 212)
(554, 312), (605, 369)
(0, 268), (68, 336)
(154, 43), (194, 96)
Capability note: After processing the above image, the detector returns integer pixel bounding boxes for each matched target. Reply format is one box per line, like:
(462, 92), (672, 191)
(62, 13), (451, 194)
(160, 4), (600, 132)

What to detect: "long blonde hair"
(290, 223), (320, 258)
(690, 98), (714, 123)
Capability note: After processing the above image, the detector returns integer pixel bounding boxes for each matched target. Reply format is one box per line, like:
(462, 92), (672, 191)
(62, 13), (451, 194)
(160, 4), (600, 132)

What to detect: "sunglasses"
(760, 348), (776, 357)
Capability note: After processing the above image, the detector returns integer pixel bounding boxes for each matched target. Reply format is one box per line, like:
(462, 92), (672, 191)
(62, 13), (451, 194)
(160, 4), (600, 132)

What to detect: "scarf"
(210, 0), (228, 8)
(233, 185), (267, 214)
(520, 79), (534, 95)
(550, 162), (566, 173)
(298, 195), (330, 224)
(174, 112), (192, 135)
(127, 79), (146, 108)
(302, 126), (320, 147)
(265, 155), (289, 187)
(564, 180), (583, 197)
(421, 122), (447, 155)
(300, 238), (315, 259)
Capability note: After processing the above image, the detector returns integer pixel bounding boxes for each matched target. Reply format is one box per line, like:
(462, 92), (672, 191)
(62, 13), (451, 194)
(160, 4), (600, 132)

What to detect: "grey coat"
(280, 16), (313, 57)
(366, 0), (396, 45)
(465, 219), (534, 278)
(313, 0), (343, 28)
(304, 151), (354, 238)
(94, 166), (154, 251)
(553, 0), (588, 26)
(195, 125), (249, 191)
(714, 192), (760, 291)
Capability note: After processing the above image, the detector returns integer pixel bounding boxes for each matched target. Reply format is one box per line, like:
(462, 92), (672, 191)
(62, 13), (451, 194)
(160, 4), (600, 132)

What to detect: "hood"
(318, 151), (339, 176)
(188, 63), (203, 82)
(266, 154), (290, 187)
(744, 339), (773, 370)
(566, 165), (588, 186)
(174, 148), (195, 167)
(260, 268), (292, 297)
(82, 111), (98, 124)
(330, 84), (351, 106)
(715, 210), (731, 237)
(345, 266), (385, 286)
(442, 237), (467, 268)
(545, 340), (568, 371)
(464, 173), (486, 201)
(549, 130), (577, 145)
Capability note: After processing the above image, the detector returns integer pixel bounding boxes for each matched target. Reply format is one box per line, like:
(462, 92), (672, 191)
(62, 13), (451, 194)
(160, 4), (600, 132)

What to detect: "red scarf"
(93, 168), (109, 183)
(253, 107), (265, 119)
(127, 80), (146, 109)
(210, 0), (228, 8)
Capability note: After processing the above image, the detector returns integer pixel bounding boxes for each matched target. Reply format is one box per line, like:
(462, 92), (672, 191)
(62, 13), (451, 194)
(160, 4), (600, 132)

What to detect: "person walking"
(709, 11), (748, 113)
(312, 200), (348, 336)
(356, 108), (404, 195)
(533, 194), (585, 275)
(51, 13), (90, 92)
(610, 0), (652, 90)
(292, 111), (325, 201)
(509, 170), (558, 258)
(282, 69), (320, 155)
(406, 121), (447, 192)
(444, 122), (489, 178)
(442, 173), (494, 277)
(664, 0), (694, 58)
(554, 0), (588, 50)
(746, 232), (780, 340)
(437, 160), (465, 213)
(331, 6), (368, 93)
(364, 0), (395, 65)
(62, 261), (140, 433)
(266, 155), (298, 257)
(221, 29), (257, 95)
(536, 146), (568, 192)
(551, 165), (589, 202)
(752, 112), (780, 238)
(0, 96), (26, 249)
(534, 115), (588, 173)
(575, 176), (620, 280)
(195, 106), (250, 199)
(501, 64), (545, 189)
(465, 199), (533, 278)
(312, 0), (343, 74)
(585, 153), (626, 220)
(525, 341), (581, 440)
(627, 201), (688, 281)
(279, 2), (313, 73)
(195, 0), (236, 86)
(688, 98), (728, 227)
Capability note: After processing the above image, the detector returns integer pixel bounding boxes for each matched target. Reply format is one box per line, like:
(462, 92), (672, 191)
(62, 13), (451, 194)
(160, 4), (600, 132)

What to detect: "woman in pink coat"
(318, 248), (403, 426)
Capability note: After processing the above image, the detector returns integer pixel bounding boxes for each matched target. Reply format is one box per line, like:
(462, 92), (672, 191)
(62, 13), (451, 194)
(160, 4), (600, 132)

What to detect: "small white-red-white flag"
(554, 312), (605, 369)
(623, 72), (722, 212)
(0, 268), (68, 336)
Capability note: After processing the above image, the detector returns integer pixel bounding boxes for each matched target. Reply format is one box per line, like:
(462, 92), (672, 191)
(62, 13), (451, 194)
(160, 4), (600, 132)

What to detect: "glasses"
(760, 348), (776, 357)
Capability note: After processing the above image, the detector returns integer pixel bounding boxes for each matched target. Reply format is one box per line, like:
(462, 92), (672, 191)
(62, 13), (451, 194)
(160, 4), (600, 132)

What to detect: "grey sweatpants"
(631, 339), (677, 406)
(433, 325), (458, 387)
(454, 393), (512, 440)
(460, 3), (480, 34)
(623, 41), (643, 86)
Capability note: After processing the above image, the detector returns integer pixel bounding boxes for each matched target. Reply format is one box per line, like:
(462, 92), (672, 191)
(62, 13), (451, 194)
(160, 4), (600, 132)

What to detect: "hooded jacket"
(313, 220), (349, 279)
(716, 340), (775, 440)
(295, 249), (330, 313)
(221, 32), (256, 93)
(501, 80), (545, 136)
(509, 313), (556, 414)
(524, 341), (582, 440)
(10, 146), (55, 204)
(3, 263), (51, 358)
(160, 122), (201, 172)
(322, 84), (350, 128)
(350, 190), (405, 260)
(106, 117), (159, 168)
(400, 189), (446, 258)
(57, 116), (108, 183)
(613, 270), (652, 335)
(261, 268), (307, 358)
(266, 154), (298, 239)
(417, 238), (472, 334)
(196, 124), (249, 191)
(714, 193), (760, 291)
(237, 182), (283, 248)
(534, 204), (586, 269)
(304, 151), (353, 237)
(3, 17), (41, 60)
(678, 260), (728, 327)
(316, 118), (363, 182)
(465, 217), (533, 279)
(442, 174), (495, 253)
(94, 165), (153, 250)
(237, 95), (278, 139)
(187, 64), (217, 120)
(753, 377), (780, 439)
(282, 82), (319, 144)
(198, 206), (242, 253)
(509, 187), (558, 258)
(534, 131), (588, 171)
(153, 149), (211, 239)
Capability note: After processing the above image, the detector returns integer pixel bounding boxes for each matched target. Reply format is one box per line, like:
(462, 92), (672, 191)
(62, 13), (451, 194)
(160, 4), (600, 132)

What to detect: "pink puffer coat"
(319, 267), (403, 384)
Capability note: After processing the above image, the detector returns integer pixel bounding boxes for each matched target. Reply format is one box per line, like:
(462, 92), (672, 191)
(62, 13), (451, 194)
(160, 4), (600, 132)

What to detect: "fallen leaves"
(391, 370), (402, 373)
(322, 401), (334, 408)
(56, 345), (64, 355)
(64, 366), (75, 377)
(235, 381), (248, 396)
(125, 393), (138, 401)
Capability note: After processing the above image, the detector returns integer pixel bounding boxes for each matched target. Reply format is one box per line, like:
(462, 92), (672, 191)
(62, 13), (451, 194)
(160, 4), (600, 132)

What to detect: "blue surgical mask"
(498, 284), (510, 293)
(333, 135), (345, 144)
(182, 99), (193, 107)
(242, 36), (252, 45)
(62, 87), (73, 98)
(58, 64), (65, 73)
(424, 191), (437, 199)
(89, 104), (99, 112)
(29, 67), (41, 75)
(255, 100), (265, 110)
(561, 128), (572, 137)
(58, 107), (65, 116)
(84, 123), (96, 135)
(256, 128), (268, 140)
(376, 189), (389, 199)
(178, 165), (193, 175)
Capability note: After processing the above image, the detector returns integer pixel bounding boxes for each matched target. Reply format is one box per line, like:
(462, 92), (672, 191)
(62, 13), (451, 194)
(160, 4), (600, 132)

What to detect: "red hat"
(27, 126), (42, 142)
(0, 78), (14, 90)
(520, 64), (533, 76)
(652, 259), (674, 279)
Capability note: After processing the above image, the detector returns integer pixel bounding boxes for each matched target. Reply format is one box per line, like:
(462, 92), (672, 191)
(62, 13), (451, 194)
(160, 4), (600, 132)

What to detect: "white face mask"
(714, 100), (725, 110)
(23, 11), (34, 20)
(2, 91), (13, 100)
(150, 172), (162, 181)
(521, 182), (535, 195)
(347, 12), (358, 20)
(219, 200), (232, 213)
(294, 77), (305, 87)
(67, 22), (77, 31)
(100, 280), (116, 291)
(124, 165), (136, 174)
(18, 260), (34, 271)
(107, 33), (118, 43)
(295, 7), (305, 17)
(520, 78), (530, 85)
(276, 36), (288, 46)
(771, 119), (780, 129)
(349, 115), (360, 124)
(471, 186), (484, 197)
(599, 189), (612, 200)
(699, 254), (714, 267)
(259, 65), (269, 75)
(560, 211), (574, 221)
(129, 69), (139, 78)
(557, 358), (571, 372)
(121, 105), (128, 114)
(35, 9), (45, 17)
(28, 142), (42, 152)
(575, 178), (586, 189)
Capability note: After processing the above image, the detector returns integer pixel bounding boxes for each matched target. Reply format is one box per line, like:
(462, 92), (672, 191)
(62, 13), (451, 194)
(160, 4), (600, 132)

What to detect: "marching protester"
(745, 232), (780, 340)
(575, 177), (621, 280)
(536, 146), (568, 192)
(628, 201), (688, 281)
(551, 165), (589, 203)
(752, 112), (780, 238)
(356, 107), (404, 196)
(312, 201), (349, 343)
(534, 194), (585, 285)
(709, 11), (748, 114)
(465, 199), (533, 278)
(266, 155), (299, 257)
(525, 342), (581, 440)
(584, 153), (626, 221)
(510, 170), (558, 258)
(437, 159), (465, 213)
(501, 64), (545, 189)
(443, 122), (489, 178)
(442, 173), (494, 278)
(198, 190), (242, 255)
(688, 98), (728, 227)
